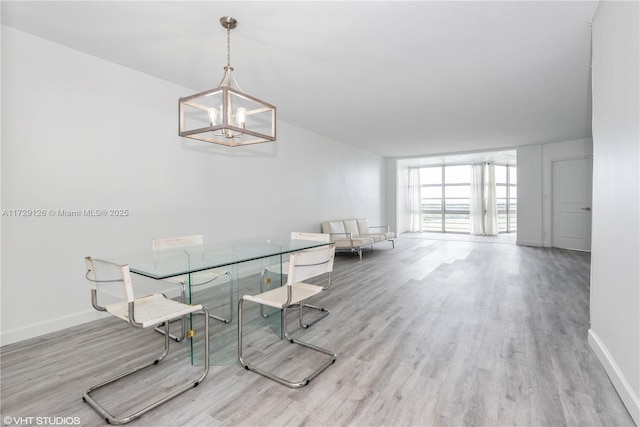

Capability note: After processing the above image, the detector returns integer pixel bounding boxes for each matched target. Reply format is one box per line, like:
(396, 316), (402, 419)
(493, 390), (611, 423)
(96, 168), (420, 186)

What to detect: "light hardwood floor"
(1, 235), (635, 426)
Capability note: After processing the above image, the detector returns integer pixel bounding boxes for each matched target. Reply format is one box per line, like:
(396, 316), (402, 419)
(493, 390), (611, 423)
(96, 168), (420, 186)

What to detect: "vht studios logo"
(3, 416), (81, 425)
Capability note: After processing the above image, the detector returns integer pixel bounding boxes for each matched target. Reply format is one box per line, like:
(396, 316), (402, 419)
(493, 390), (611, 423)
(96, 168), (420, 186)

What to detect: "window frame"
(417, 163), (517, 234)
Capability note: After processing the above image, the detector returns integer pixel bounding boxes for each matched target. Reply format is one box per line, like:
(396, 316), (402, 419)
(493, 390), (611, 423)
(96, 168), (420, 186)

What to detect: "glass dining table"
(96, 237), (333, 365)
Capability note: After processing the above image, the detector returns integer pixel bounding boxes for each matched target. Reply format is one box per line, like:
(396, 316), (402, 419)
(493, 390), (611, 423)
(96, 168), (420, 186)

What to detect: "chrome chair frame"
(239, 246), (337, 388)
(83, 257), (210, 425)
(260, 232), (333, 329)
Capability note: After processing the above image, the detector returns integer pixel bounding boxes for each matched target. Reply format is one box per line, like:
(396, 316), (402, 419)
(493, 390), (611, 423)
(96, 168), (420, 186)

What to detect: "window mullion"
(441, 166), (445, 232)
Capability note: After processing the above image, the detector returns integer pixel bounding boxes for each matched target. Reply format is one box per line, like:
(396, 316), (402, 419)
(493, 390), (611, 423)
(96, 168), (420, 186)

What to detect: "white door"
(552, 157), (592, 251)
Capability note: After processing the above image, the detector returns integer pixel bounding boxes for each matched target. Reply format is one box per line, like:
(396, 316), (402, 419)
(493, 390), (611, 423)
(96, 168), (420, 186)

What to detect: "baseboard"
(1, 263), (268, 347)
(0, 309), (107, 347)
(516, 240), (543, 247)
(589, 329), (640, 425)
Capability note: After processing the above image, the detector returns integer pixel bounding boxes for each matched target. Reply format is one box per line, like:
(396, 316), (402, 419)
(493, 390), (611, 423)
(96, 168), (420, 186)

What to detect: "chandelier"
(178, 17), (277, 146)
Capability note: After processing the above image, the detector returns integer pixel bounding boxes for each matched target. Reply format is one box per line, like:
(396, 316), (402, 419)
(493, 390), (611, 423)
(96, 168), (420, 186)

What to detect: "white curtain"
(470, 164), (485, 235)
(484, 164), (498, 235)
(408, 167), (422, 232)
(470, 162), (498, 236)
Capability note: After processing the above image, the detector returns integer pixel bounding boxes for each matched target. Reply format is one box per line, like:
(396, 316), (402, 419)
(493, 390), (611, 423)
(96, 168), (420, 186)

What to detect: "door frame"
(551, 155), (593, 251)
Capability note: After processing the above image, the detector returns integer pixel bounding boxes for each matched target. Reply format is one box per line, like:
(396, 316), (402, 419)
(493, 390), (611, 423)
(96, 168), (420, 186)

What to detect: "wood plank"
(0, 236), (634, 426)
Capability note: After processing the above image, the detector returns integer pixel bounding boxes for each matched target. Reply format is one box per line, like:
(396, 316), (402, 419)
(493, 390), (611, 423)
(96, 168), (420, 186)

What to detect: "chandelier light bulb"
(236, 107), (247, 126)
(208, 107), (218, 126)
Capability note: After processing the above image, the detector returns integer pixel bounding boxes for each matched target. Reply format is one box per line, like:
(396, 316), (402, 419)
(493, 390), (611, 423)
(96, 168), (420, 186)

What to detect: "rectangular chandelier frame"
(179, 86), (276, 147)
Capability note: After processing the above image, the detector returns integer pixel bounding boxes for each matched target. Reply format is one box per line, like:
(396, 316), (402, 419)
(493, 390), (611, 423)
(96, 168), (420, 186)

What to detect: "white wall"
(516, 138), (593, 248)
(385, 158), (398, 234)
(516, 144), (543, 246)
(589, 1), (640, 423)
(0, 26), (386, 345)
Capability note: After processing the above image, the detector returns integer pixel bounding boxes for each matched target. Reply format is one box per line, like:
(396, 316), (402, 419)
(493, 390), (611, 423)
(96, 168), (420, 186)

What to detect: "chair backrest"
(287, 244), (336, 285)
(291, 231), (331, 242)
(152, 234), (204, 251)
(85, 256), (135, 303)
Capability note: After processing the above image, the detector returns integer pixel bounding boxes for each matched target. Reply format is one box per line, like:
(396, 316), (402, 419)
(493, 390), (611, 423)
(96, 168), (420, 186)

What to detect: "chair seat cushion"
(359, 233), (387, 243)
(343, 219), (360, 237)
(243, 283), (324, 309)
(323, 221), (346, 234)
(332, 237), (375, 248)
(106, 294), (203, 328)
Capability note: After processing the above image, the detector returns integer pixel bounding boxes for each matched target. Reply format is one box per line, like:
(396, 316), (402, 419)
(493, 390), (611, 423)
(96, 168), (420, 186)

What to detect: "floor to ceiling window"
(416, 163), (517, 234)
(495, 164), (517, 233)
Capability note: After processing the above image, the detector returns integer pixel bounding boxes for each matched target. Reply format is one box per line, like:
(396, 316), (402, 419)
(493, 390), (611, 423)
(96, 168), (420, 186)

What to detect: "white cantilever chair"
(239, 244), (337, 388)
(152, 234), (233, 342)
(83, 257), (209, 425)
(260, 232), (333, 328)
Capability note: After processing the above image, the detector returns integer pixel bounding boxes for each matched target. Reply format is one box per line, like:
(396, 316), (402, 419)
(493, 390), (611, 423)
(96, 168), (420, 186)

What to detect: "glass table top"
(96, 238), (332, 280)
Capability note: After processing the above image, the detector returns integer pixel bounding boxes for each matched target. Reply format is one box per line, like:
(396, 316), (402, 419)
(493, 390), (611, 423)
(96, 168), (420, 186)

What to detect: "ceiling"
(1, 1), (599, 159)
(398, 148), (517, 168)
